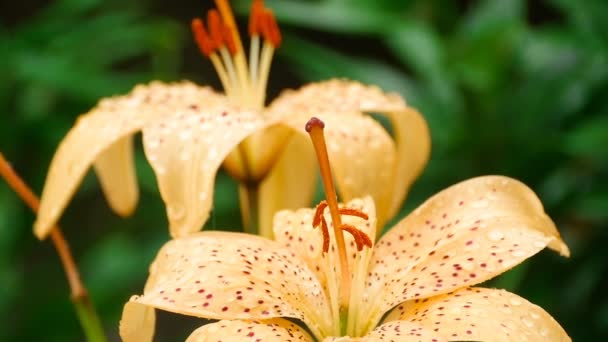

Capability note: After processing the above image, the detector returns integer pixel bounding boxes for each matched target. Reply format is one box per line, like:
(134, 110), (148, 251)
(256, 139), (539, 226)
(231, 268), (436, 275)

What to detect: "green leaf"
(234, 0), (401, 34)
(563, 115), (608, 166)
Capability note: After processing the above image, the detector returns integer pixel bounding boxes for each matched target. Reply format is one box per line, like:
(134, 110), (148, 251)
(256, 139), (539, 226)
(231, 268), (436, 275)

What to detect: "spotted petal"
(384, 287), (571, 341)
(269, 79), (430, 227)
(323, 321), (445, 342)
(142, 101), (267, 237)
(131, 231), (332, 340)
(359, 176), (569, 331)
(33, 81), (221, 239)
(186, 319), (314, 341)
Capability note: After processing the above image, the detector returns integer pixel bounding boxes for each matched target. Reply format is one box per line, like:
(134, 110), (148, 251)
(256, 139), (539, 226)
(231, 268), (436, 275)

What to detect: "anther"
(248, 0), (264, 36)
(341, 224), (373, 251)
(192, 18), (215, 56)
(262, 10), (281, 47)
(338, 207), (369, 221)
(208, 10), (225, 48)
(223, 24), (237, 55)
(313, 201), (328, 228)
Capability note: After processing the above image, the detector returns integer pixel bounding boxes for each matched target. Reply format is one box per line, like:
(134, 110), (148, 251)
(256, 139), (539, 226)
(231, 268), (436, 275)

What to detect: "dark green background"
(1, 0), (606, 340)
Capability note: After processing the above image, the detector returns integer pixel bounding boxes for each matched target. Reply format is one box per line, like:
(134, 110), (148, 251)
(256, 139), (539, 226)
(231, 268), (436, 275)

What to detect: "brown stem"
(0, 152), (85, 299)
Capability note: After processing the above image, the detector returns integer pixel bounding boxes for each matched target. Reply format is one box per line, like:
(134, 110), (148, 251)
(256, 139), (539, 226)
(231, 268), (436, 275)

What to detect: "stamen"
(261, 10), (281, 47)
(222, 24), (237, 55)
(191, 18), (215, 56)
(248, 0), (264, 36)
(338, 207), (369, 221)
(192, 18), (232, 96)
(341, 224), (373, 251)
(319, 216), (330, 254)
(214, 0), (252, 104)
(207, 10), (224, 48)
(313, 201), (328, 228)
(214, 0), (244, 54)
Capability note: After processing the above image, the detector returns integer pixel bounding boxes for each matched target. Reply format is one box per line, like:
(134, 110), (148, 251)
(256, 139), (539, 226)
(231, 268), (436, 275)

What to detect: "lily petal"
(377, 106), (430, 222)
(258, 134), (317, 237)
(119, 298), (156, 342)
(142, 100), (267, 237)
(93, 135), (138, 217)
(33, 81), (219, 239)
(385, 287), (571, 342)
(323, 321), (445, 342)
(132, 231), (332, 339)
(269, 79), (430, 227)
(361, 176), (569, 329)
(186, 318), (314, 341)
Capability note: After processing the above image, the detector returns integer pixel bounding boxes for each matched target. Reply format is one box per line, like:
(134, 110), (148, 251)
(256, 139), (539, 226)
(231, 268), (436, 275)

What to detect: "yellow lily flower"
(33, 0), (430, 240)
(120, 179), (570, 341)
(120, 119), (570, 341)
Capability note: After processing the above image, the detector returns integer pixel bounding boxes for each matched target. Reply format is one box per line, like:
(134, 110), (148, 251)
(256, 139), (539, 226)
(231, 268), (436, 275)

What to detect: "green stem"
(73, 295), (107, 342)
(239, 183), (260, 235)
(0, 152), (107, 342)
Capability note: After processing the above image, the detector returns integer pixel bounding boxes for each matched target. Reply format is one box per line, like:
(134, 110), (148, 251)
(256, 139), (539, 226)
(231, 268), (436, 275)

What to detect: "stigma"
(191, 0), (281, 108)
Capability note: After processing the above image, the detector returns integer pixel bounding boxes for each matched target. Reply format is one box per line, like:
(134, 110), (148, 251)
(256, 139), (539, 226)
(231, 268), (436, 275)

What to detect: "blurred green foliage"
(1, 0), (607, 340)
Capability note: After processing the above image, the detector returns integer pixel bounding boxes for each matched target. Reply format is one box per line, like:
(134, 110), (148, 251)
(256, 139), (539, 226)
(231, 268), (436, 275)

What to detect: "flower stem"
(239, 183), (260, 235)
(0, 152), (107, 342)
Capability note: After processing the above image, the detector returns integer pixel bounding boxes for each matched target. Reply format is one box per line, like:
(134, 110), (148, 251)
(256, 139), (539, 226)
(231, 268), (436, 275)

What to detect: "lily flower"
(120, 118), (570, 341)
(33, 0), (429, 240)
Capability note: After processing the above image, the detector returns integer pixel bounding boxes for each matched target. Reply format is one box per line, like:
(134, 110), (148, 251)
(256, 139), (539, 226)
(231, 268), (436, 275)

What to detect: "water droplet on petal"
(509, 298), (522, 306)
(471, 199), (489, 208)
(167, 204), (185, 220)
(521, 317), (534, 328)
(487, 230), (504, 241)
(511, 250), (526, 257)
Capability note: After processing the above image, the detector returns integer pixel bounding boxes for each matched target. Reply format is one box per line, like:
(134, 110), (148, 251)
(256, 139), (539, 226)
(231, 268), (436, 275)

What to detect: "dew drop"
(521, 317), (534, 328)
(471, 199), (489, 208)
(179, 130), (192, 141)
(540, 328), (548, 337)
(487, 230), (504, 241)
(167, 204), (185, 220)
(511, 250), (526, 257)
(509, 298), (522, 306)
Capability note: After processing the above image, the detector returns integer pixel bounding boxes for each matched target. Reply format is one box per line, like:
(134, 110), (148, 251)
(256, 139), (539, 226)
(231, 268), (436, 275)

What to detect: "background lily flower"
(33, 0), (430, 240)
(120, 176), (570, 341)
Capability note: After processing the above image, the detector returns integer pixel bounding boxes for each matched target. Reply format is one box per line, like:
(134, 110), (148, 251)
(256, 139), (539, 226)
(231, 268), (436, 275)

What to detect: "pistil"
(305, 118), (350, 310)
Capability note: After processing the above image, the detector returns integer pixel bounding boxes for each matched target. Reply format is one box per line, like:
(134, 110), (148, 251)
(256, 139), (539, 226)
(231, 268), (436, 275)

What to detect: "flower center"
(306, 117), (373, 326)
(191, 0), (281, 109)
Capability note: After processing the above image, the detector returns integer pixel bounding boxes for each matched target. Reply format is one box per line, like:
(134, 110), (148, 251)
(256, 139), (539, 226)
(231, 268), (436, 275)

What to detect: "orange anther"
(266, 11), (282, 47)
(313, 201), (328, 227)
(248, 0), (264, 36)
(320, 216), (330, 254)
(192, 18), (215, 56)
(207, 9), (224, 48)
(260, 9), (282, 47)
(223, 24), (237, 55)
(341, 224), (373, 252)
(339, 207), (369, 221)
